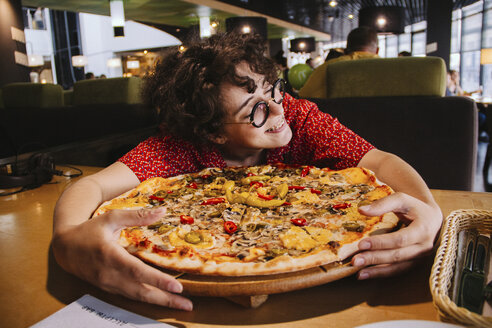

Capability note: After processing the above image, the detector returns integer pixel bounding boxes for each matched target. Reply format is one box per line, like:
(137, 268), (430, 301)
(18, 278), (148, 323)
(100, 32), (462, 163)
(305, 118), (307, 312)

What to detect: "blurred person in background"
(299, 27), (379, 98)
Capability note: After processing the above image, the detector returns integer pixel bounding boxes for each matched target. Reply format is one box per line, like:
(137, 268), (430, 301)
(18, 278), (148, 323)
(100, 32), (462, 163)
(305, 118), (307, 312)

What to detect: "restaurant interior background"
(1, 0), (491, 192)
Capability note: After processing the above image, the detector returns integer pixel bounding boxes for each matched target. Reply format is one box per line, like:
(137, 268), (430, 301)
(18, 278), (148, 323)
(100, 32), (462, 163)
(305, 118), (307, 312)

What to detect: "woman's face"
(218, 62), (292, 156)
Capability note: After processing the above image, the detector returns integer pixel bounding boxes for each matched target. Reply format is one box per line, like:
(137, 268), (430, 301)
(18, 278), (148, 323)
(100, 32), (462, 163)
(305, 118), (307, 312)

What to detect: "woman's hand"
(351, 192), (443, 279)
(52, 207), (193, 311)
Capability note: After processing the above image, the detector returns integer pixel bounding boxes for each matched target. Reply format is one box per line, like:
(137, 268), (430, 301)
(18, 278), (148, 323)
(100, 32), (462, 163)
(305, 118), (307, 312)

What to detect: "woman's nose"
(269, 99), (284, 115)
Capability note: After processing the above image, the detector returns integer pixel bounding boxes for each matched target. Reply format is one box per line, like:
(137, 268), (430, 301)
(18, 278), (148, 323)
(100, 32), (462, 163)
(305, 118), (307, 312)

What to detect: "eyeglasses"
(224, 79), (286, 128)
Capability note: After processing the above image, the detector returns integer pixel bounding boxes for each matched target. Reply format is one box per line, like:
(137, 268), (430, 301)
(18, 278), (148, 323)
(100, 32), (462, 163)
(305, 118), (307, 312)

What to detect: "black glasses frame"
(225, 79), (286, 128)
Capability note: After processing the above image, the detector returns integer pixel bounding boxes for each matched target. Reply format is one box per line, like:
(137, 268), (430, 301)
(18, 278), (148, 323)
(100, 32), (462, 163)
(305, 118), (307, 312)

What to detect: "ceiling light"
(143, 50), (148, 54)
(290, 37), (315, 53)
(126, 60), (140, 69)
(179, 45), (186, 52)
(107, 57), (122, 67)
(359, 6), (405, 34)
(211, 22), (218, 28)
(109, 0), (125, 37)
(200, 16), (211, 38)
(225, 16), (267, 40)
(376, 17), (387, 28)
(329, 1), (337, 7)
(28, 54), (44, 67)
(348, 14), (354, 19)
(72, 55), (88, 67)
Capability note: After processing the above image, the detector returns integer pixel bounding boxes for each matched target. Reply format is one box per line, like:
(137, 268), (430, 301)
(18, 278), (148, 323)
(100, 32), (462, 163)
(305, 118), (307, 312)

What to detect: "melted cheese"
(343, 204), (361, 220)
(319, 167), (372, 185)
(291, 190), (320, 204)
(280, 226), (317, 251)
(244, 247), (266, 261)
(304, 226), (332, 244)
(104, 196), (148, 210)
(365, 185), (393, 201)
(168, 228), (214, 249)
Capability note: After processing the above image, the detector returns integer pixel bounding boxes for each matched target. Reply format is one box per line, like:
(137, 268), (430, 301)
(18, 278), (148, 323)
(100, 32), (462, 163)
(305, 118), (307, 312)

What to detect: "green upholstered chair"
(72, 77), (143, 106)
(63, 90), (73, 106)
(1, 83), (64, 108)
(325, 57), (446, 99)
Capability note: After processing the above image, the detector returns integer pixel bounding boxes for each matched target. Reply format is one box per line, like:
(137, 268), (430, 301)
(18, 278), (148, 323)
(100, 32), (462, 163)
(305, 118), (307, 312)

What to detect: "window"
(378, 35), (386, 58)
(450, 53), (461, 71)
(462, 12), (483, 52)
(398, 33), (411, 54)
(412, 31), (426, 56)
(461, 51), (481, 92)
(23, 7), (47, 30)
(385, 35), (398, 57)
(451, 13), (461, 53)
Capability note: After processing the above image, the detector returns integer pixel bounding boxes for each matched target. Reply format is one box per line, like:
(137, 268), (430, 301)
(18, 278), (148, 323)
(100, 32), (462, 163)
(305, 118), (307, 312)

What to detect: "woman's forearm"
(53, 176), (105, 233)
(53, 162), (140, 234)
(358, 149), (439, 210)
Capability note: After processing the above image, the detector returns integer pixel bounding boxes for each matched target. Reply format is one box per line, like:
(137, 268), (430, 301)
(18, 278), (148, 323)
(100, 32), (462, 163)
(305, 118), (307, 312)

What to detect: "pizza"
(93, 164), (399, 276)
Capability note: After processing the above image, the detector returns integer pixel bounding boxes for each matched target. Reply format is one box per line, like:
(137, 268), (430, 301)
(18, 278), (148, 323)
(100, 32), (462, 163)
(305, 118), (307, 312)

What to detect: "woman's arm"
(354, 149), (443, 279)
(53, 162), (140, 232)
(52, 162), (193, 310)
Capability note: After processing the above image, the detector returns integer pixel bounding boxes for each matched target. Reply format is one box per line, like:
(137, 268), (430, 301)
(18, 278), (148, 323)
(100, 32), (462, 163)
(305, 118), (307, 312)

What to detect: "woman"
(52, 33), (442, 311)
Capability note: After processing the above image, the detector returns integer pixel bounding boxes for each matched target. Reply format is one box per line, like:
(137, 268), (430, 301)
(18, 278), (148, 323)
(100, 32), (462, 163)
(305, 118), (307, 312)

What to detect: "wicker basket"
(430, 209), (492, 327)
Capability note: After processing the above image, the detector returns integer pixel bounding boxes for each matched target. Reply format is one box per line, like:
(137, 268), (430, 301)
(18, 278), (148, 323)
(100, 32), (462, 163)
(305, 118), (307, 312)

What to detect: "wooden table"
(1, 166), (491, 328)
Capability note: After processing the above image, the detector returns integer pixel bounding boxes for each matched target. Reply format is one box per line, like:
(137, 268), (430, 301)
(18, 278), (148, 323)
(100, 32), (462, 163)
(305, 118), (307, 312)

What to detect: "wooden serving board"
(161, 260), (360, 307)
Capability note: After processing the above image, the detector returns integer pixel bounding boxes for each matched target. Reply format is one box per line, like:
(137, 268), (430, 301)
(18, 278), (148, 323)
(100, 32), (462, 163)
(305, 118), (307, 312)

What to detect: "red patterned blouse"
(119, 94), (374, 182)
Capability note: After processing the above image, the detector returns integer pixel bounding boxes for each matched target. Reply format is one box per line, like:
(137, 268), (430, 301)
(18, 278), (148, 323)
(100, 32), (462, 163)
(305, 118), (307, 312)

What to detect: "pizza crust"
(134, 248), (340, 276)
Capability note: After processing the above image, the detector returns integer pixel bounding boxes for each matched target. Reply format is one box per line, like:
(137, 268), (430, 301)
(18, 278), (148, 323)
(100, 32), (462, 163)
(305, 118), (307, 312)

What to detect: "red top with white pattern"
(119, 94), (374, 182)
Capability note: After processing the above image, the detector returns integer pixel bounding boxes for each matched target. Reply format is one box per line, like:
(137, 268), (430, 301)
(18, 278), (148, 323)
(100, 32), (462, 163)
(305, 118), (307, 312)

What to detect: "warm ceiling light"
(176, 28), (181, 32)
(376, 17), (387, 28)
(211, 21), (218, 28)
(72, 55), (88, 67)
(329, 1), (337, 7)
(126, 60), (140, 69)
(28, 54), (44, 67)
(348, 14), (354, 19)
(179, 45), (186, 52)
(143, 50), (148, 54)
(299, 42), (306, 50)
(242, 25), (251, 34)
(107, 57), (122, 67)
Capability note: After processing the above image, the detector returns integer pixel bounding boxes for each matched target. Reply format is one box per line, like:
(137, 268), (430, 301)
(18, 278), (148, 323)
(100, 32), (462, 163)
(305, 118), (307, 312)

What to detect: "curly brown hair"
(142, 32), (278, 142)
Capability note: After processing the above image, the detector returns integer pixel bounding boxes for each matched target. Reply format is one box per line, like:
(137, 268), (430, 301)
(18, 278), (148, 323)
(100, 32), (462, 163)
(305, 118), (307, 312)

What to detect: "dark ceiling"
(22, 0), (482, 42)
(217, 0), (481, 41)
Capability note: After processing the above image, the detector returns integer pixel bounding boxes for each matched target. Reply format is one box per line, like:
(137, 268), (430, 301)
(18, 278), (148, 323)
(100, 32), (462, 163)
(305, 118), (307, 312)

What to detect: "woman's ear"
(207, 134), (228, 144)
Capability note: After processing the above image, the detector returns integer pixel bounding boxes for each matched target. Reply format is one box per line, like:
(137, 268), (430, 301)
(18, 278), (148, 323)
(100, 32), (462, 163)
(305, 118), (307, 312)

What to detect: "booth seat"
(63, 90), (73, 106)
(302, 56), (477, 191)
(2, 83), (64, 108)
(72, 77), (143, 105)
(324, 56), (447, 99)
(308, 96), (477, 191)
(0, 78), (156, 165)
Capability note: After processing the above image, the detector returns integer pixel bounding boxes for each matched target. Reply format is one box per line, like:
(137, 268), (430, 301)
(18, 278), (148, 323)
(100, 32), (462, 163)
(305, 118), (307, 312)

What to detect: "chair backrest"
(308, 96), (477, 191)
(63, 90), (73, 106)
(2, 83), (64, 108)
(72, 77), (143, 106)
(325, 56), (446, 99)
